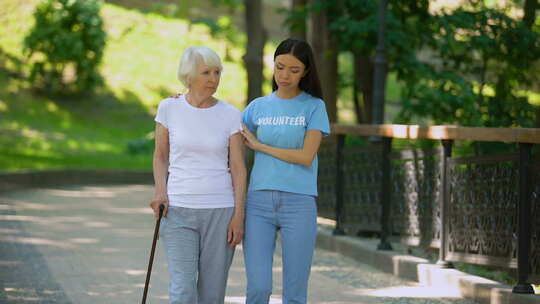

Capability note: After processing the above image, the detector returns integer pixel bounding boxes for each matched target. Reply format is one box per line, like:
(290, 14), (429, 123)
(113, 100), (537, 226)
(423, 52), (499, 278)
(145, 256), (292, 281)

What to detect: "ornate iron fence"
(317, 139), (337, 220)
(317, 141), (384, 234)
(317, 130), (539, 291)
(446, 153), (519, 268)
(391, 148), (441, 248)
(530, 160), (540, 283)
(318, 141), (441, 243)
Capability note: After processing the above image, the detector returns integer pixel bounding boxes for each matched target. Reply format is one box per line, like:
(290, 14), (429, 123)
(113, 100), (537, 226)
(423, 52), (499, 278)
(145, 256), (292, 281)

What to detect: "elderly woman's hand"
(149, 195), (168, 219)
(241, 124), (263, 151)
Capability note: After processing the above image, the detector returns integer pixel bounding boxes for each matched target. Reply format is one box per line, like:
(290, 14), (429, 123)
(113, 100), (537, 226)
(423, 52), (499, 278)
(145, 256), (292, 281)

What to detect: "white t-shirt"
(154, 95), (242, 208)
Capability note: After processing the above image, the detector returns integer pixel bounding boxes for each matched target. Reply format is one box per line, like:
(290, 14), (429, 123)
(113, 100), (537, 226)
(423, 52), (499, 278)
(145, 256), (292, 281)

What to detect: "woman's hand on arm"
(227, 132), (247, 247)
(241, 125), (323, 167)
(150, 122), (170, 219)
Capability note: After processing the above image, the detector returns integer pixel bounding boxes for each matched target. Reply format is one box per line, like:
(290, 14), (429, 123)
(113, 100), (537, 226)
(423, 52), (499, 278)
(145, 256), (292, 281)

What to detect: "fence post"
(378, 137), (392, 250)
(437, 139), (453, 268)
(333, 134), (346, 235)
(513, 143), (534, 294)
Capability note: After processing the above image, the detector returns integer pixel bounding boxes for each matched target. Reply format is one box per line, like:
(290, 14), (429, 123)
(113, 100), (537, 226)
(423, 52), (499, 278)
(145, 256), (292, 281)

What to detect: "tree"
(521, 0), (540, 127)
(289, 0), (307, 40)
(24, 0), (106, 94)
(523, 0), (537, 29)
(310, 0), (339, 122)
(190, 16), (242, 62)
(243, 0), (267, 105)
(205, 0), (266, 105)
(330, 0), (379, 123)
(398, 8), (539, 130)
(284, 0), (540, 132)
(353, 54), (374, 123)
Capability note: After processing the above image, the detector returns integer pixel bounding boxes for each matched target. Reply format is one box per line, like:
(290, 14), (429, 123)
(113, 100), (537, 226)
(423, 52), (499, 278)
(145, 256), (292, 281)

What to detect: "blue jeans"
(243, 190), (317, 304)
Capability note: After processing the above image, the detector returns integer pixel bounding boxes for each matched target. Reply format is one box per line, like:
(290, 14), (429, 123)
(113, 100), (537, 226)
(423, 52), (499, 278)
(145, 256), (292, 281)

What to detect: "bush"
(23, 0), (106, 94)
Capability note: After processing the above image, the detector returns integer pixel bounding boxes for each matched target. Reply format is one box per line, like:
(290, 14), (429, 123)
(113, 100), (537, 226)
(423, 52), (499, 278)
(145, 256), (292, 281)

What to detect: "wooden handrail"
(331, 124), (540, 144)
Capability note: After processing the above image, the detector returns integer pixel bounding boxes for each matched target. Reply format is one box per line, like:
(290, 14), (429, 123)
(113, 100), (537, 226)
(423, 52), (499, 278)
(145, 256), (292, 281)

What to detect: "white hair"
(177, 46), (222, 88)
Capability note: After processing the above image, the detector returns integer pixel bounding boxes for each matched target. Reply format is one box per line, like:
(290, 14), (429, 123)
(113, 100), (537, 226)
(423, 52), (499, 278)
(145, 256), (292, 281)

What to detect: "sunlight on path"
(0, 184), (479, 304)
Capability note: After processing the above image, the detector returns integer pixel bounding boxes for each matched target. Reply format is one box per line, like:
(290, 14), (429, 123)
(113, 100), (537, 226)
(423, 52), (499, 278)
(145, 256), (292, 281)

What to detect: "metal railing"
(318, 124), (540, 294)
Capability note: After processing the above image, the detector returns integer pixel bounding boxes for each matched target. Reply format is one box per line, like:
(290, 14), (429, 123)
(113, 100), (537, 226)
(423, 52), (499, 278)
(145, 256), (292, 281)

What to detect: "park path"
(0, 184), (479, 304)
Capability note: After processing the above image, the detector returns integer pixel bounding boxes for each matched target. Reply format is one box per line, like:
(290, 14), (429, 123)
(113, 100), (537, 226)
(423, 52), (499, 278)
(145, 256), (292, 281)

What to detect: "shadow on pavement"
(0, 204), (72, 303)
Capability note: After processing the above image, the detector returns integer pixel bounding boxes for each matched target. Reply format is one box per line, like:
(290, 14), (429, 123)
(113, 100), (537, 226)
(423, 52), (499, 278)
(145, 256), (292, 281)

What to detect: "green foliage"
(290, 1), (540, 132)
(23, 0), (106, 94)
(209, 0), (242, 9)
(398, 8), (539, 129)
(191, 16), (239, 44)
(190, 0), (243, 62)
(328, 0), (380, 55)
(281, 1), (310, 35)
(190, 16), (243, 61)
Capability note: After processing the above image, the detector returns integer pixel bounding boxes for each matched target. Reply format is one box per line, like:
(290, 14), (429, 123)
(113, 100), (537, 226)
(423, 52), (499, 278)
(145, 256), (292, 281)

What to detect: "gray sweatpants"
(160, 206), (235, 304)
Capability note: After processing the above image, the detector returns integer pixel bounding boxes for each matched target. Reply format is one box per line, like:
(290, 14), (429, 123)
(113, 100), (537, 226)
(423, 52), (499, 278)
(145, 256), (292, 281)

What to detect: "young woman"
(241, 38), (330, 304)
(150, 46), (246, 304)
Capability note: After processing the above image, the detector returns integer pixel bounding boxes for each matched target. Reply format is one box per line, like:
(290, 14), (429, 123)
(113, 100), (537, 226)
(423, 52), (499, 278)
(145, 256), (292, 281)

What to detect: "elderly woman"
(149, 46), (246, 304)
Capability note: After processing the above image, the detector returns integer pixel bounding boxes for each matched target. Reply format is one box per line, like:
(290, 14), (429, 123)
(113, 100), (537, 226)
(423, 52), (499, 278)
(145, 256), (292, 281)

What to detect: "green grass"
(99, 3), (248, 107)
(0, 0), (249, 171)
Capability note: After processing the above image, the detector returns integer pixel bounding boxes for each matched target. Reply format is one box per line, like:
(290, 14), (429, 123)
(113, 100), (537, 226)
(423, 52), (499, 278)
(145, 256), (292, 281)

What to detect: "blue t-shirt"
(242, 91), (331, 196)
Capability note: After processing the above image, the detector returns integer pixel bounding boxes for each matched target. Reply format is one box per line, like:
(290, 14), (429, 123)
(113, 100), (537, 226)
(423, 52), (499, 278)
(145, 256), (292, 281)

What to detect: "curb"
(316, 225), (539, 304)
(0, 169), (153, 192)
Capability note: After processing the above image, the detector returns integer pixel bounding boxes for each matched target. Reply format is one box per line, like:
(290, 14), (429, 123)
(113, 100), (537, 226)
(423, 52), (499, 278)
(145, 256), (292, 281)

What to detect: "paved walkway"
(0, 184), (480, 304)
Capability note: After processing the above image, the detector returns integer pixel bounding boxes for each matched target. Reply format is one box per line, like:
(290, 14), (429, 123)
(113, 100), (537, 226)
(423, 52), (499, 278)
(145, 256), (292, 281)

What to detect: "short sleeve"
(242, 101), (257, 132)
(154, 100), (168, 128)
(230, 109), (243, 136)
(307, 99), (331, 136)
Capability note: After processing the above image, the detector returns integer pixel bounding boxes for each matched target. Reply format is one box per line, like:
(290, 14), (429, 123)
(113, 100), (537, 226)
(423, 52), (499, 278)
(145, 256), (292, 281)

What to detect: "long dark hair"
(272, 38), (323, 100)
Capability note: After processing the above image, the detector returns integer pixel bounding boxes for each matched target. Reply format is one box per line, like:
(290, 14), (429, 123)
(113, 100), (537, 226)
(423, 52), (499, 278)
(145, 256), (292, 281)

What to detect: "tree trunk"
(522, 0), (539, 127)
(290, 0), (307, 40)
(310, 1), (338, 122)
(371, 0), (388, 125)
(523, 0), (537, 29)
(243, 0), (266, 105)
(353, 53), (374, 124)
(352, 73), (363, 124)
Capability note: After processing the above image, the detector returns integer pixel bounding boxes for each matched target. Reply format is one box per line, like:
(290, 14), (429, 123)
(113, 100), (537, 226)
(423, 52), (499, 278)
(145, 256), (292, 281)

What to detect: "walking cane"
(142, 204), (165, 304)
